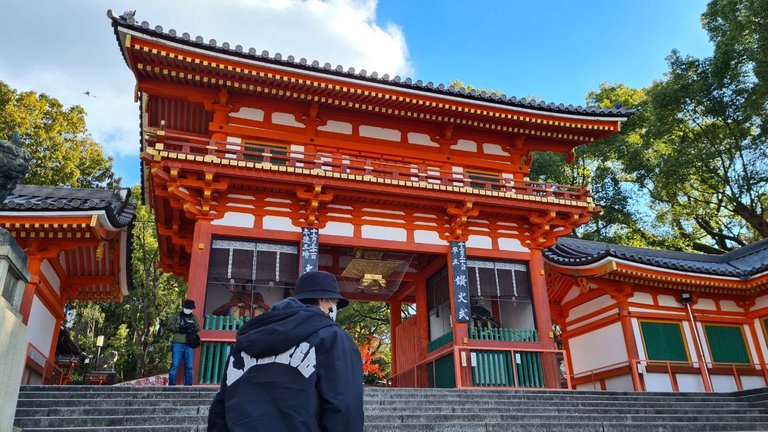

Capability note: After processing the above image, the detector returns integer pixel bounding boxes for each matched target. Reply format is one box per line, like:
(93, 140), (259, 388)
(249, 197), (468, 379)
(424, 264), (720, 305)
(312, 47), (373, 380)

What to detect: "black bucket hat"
(294, 271), (349, 308)
(183, 299), (196, 309)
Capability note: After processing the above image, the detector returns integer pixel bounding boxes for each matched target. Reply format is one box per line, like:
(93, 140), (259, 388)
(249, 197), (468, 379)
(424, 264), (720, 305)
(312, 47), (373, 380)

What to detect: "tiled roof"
(544, 237), (768, 279)
(108, 10), (633, 119)
(0, 184), (136, 228)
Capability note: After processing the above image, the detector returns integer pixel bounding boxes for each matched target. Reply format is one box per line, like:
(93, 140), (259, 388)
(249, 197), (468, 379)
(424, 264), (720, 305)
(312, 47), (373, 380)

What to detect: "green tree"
(0, 80), (118, 188)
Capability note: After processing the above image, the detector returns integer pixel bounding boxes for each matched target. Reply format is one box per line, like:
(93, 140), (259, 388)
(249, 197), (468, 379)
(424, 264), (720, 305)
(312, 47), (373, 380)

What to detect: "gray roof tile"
(544, 237), (768, 280)
(108, 9), (633, 118)
(0, 184), (136, 228)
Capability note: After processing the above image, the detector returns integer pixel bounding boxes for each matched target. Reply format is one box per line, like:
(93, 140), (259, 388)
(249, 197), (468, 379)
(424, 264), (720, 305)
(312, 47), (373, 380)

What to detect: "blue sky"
(1, 0), (713, 188)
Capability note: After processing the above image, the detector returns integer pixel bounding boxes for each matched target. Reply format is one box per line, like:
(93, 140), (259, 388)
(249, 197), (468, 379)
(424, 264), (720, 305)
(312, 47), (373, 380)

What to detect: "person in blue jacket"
(207, 270), (364, 432)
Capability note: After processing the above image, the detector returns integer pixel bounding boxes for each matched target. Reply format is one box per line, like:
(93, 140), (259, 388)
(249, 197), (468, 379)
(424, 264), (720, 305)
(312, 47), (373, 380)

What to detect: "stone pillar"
(299, 228), (319, 274)
(448, 241), (470, 387)
(0, 228), (30, 432)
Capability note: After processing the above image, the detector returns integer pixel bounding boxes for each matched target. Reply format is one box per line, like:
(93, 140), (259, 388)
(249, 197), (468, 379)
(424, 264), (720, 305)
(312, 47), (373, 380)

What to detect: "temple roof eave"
(108, 10), (633, 122)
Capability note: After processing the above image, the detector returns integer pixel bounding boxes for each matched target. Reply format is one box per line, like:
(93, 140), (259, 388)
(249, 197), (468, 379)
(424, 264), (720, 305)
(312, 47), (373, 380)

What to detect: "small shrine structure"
(546, 237), (768, 392)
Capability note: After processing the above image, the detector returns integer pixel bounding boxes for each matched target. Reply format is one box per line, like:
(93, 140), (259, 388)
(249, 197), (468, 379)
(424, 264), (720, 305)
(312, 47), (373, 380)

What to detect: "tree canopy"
(0, 80), (118, 188)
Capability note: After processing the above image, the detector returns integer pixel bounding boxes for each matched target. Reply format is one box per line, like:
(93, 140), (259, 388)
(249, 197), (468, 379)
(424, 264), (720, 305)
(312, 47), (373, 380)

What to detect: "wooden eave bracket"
(296, 185), (333, 228)
(444, 200), (479, 242)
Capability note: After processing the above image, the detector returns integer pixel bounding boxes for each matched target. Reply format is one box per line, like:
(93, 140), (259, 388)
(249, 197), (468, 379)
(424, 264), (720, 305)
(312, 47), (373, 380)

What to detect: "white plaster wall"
(482, 143), (509, 156)
(271, 112), (305, 128)
(0, 296), (28, 432)
(40, 260), (60, 295)
(604, 374), (634, 391)
(452, 139), (477, 152)
(755, 318), (768, 363)
(319, 222), (354, 237)
(569, 309), (617, 330)
(744, 323), (759, 364)
(561, 287), (580, 304)
(719, 300), (742, 312)
(466, 235), (492, 249)
(212, 212), (255, 228)
(230, 107), (264, 121)
(754, 295), (768, 310)
(497, 238), (529, 253)
(630, 292), (654, 305)
(407, 132), (439, 147)
(28, 296), (56, 357)
(657, 295), (682, 308)
(631, 318), (646, 361)
(644, 372), (674, 392)
(711, 375), (738, 392)
(569, 322), (628, 374)
(696, 298), (717, 310)
(361, 226), (407, 242)
(262, 216), (301, 233)
(677, 373), (706, 392)
(359, 125), (400, 141)
(318, 120), (353, 134)
(414, 230), (447, 245)
(686, 322), (706, 366)
(742, 376), (766, 390)
(575, 383), (599, 391)
(568, 295), (615, 321)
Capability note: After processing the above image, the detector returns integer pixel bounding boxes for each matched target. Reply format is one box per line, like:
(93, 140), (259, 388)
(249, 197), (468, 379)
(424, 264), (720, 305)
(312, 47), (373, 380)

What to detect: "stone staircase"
(13, 385), (768, 431)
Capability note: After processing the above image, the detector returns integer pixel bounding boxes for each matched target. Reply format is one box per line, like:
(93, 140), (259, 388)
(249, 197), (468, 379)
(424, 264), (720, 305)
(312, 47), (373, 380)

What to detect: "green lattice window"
(466, 170), (502, 191)
(704, 325), (750, 364)
(244, 142), (288, 165)
(640, 321), (689, 362)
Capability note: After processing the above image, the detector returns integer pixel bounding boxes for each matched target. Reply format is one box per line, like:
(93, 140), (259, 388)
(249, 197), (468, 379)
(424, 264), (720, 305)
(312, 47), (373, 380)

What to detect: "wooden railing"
(145, 129), (593, 204)
(26, 343), (64, 385)
(469, 327), (538, 342)
(571, 359), (768, 392)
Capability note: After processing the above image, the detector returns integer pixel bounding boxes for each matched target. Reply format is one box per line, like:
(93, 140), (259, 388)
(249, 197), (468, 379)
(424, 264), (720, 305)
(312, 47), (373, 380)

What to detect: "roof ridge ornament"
(0, 132), (32, 203)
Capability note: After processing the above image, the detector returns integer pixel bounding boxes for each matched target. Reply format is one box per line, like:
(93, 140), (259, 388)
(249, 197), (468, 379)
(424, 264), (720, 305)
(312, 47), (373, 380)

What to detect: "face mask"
(183, 308), (193, 315)
(327, 306), (337, 322)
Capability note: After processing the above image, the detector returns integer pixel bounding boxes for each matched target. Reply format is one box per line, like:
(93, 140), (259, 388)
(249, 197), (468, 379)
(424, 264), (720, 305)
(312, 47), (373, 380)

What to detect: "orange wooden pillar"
(415, 274), (429, 387)
(188, 218), (212, 384)
(389, 299), (402, 375)
(611, 286), (644, 391)
(19, 255), (43, 325)
(529, 248), (559, 387)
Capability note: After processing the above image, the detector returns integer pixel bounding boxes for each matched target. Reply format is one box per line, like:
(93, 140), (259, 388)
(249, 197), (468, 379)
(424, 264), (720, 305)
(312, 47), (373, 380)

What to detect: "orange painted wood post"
(19, 255), (42, 325)
(611, 287), (644, 391)
(529, 249), (559, 388)
(188, 218), (212, 385)
(390, 299), (402, 375)
(415, 274), (429, 387)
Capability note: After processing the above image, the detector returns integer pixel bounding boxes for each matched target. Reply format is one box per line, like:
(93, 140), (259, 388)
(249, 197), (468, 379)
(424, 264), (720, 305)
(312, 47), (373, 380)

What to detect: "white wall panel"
(569, 322), (628, 374)
(28, 297), (56, 356)
(40, 260), (60, 295)
(211, 212), (255, 228)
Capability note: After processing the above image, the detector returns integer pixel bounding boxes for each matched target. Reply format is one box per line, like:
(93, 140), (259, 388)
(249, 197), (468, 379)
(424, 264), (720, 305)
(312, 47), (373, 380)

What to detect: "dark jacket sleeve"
(191, 314), (200, 333)
(207, 354), (230, 432)
(315, 328), (364, 432)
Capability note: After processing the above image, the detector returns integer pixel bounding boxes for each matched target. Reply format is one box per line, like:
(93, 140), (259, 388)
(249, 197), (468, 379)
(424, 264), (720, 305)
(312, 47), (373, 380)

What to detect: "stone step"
(16, 405), (767, 419)
(15, 413), (768, 429)
(15, 396), (755, 411)
(16, 390), (743, 404)
(363, 422), (768, 432)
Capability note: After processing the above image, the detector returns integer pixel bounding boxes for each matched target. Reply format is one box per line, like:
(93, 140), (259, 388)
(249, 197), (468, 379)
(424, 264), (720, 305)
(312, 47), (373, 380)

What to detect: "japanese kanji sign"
(450, 241), (470, 323)
(300, 228), (319, 274)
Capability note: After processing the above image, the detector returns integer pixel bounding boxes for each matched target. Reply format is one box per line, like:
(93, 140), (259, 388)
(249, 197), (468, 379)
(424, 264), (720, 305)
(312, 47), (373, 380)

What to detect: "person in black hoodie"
(207, 270), (364, 432)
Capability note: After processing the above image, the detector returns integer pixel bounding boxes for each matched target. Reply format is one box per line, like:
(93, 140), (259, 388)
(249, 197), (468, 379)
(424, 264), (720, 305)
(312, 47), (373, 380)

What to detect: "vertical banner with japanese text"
(450, 241), (470, 323)
(300, 228), (319, 274)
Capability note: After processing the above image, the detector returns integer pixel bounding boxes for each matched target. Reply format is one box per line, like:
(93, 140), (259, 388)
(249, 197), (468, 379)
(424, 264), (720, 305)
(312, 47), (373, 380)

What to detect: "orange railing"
(25, 343), (64, 385)
(571, 359), (768, 392)
(145, 128), (592, 203)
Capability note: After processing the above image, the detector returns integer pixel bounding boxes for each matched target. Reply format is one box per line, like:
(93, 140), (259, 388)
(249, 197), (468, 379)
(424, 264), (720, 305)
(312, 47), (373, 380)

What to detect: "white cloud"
(0, 0), (411, 160)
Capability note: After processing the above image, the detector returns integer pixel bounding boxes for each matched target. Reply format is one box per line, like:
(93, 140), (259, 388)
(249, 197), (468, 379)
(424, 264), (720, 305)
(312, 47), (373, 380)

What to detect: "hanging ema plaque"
(300, 228), (319, 274)
(450, 241), (470, 323)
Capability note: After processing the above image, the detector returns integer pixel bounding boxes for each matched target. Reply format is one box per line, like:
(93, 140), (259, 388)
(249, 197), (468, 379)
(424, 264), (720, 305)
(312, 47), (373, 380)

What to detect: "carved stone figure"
(0, 133), (31, 203)
(95, 350), (119, 371)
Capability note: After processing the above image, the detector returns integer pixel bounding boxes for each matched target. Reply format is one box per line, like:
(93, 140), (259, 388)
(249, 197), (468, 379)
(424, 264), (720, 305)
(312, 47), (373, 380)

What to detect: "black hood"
(234, 297), (337, 359)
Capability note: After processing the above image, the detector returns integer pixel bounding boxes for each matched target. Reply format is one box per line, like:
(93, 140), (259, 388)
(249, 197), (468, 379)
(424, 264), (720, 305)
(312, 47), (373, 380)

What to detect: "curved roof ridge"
(547, 236), (768, 279)
(107, 9), (633, 119)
